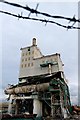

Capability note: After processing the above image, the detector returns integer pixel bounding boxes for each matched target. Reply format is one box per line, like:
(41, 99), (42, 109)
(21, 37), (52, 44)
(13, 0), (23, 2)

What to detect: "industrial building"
(2, 38), (72, 120)
(19, 38), (63, 80)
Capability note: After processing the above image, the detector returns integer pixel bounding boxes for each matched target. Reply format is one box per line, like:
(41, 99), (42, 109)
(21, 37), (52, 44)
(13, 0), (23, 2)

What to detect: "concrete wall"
(19, 39), (63, 80)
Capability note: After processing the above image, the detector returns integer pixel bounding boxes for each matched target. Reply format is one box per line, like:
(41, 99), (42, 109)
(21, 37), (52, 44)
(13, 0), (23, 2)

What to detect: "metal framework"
(4, 72), (72, 119)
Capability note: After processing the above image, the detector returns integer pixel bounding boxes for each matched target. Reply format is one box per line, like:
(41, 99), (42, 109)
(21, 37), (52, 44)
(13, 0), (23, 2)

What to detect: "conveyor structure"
(4, 72), (72, 119)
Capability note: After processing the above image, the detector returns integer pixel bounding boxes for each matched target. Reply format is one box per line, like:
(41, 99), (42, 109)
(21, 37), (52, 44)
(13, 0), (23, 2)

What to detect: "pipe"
(5, 83), (49, 94)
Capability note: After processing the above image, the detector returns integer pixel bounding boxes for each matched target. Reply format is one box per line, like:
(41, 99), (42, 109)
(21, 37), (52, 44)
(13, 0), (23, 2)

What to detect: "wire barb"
(28, 3), (39, 17)
(18, 12), (23, 20)
(35, 3), (39, 16)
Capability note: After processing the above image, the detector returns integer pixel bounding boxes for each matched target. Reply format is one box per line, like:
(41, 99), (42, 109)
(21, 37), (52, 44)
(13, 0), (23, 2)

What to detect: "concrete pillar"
(15, 99), (22, 115)
(8, 95), (14, 114)
(15, 100), (19, 115)
(48, 64), (52, 74)
(33, 95), (42, 117)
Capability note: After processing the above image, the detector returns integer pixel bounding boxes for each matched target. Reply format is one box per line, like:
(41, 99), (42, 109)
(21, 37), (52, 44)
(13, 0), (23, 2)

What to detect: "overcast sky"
(0, 0), (79, 105)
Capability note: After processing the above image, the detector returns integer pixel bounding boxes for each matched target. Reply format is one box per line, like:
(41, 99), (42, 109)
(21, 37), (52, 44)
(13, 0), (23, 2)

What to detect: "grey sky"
(0, 1), (78, 105)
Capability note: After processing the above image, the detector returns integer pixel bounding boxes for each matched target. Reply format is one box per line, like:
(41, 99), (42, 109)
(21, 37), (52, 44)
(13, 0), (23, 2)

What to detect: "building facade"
(19, 38), (64, 83)
(4, 38), (71, 119)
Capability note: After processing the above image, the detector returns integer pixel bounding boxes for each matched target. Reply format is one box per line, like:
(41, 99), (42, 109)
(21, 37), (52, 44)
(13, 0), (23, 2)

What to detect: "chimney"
(32, 38), (37, 46)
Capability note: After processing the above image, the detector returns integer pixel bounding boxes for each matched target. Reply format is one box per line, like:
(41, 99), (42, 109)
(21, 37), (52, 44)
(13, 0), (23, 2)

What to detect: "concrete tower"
(19, 38), (64, 83)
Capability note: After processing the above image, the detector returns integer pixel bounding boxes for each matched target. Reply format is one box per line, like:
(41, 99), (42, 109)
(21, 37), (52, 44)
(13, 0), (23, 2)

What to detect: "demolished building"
(3, 38), (72, 119)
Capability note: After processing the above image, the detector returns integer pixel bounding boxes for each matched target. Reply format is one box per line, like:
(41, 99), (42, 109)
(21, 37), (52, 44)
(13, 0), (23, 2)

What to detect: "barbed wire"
(1, 0), (80, 23)
(0, 10), (80, 30)
(0, 0), (80, 29)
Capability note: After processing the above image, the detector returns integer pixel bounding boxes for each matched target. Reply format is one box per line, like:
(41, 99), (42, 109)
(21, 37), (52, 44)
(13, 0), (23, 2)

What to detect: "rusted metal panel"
(5, 83), (49, 94)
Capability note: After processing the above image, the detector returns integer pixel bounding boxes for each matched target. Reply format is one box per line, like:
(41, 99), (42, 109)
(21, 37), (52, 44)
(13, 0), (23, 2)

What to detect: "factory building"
(3, 38), (72, 120)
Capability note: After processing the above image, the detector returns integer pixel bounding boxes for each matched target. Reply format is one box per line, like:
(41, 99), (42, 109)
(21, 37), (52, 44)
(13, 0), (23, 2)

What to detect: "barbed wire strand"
(0, 0), (80, 29)
(0, 10), (80, 30)
(1, 0), (80, 23)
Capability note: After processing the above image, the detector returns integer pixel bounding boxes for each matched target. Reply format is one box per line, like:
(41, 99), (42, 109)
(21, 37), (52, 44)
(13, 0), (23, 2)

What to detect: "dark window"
(28, 47), (30, 51)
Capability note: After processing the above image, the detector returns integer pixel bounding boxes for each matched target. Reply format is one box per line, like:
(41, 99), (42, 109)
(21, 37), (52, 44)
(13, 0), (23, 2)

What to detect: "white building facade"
(19, 38), (64, 83)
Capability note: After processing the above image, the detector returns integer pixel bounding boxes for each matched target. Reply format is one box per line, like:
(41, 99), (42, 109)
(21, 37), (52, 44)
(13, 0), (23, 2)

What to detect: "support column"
(51, 94), (55, 118)
(48, 64), (52, 74)
(8, 95), (14, 114)
(15, 99), (22, 115)
(33, 95), (42, 117)
(15, 100), (19, 115)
